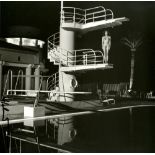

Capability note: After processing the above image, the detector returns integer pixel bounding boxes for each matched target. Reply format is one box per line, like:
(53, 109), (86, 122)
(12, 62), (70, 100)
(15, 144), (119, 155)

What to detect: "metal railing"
(46, 72), (59, 91)
(48, 40), (105, 66)
(5, 74), (56, 96)
(47, 32), (105, 66)
(48, 41), (74, 66)
(3, 69), (13, 96)
(48, 32), (60, 47)
(61, 6), (114, 25)
(72, 49), (104, 65)
(14, 70), (24, 93)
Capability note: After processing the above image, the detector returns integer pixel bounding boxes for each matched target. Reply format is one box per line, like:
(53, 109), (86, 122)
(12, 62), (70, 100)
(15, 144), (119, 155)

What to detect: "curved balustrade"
(46, 72), (59, 91)
(48, 32), (60, 46)
(48, 35), (105, 66)
(61, 6), (114, 25)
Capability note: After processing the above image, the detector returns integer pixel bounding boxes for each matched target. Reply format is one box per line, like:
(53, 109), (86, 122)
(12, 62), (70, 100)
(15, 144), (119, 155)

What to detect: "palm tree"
(121, 33), (143, 92)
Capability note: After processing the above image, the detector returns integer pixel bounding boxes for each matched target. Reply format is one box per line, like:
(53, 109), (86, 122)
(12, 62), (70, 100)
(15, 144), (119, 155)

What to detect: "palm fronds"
(121, 32), (143, 50)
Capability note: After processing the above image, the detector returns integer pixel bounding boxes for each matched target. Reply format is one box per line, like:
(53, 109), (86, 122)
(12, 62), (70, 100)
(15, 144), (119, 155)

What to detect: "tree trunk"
(129, 49), (135, 90)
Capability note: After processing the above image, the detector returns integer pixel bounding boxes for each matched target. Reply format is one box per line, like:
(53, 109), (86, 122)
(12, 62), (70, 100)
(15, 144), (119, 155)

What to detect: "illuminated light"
(38, 40), (45, 48)
(6, 38), (20, 45)
(22, 38), (36, 46)
(5, 37), (45, 48)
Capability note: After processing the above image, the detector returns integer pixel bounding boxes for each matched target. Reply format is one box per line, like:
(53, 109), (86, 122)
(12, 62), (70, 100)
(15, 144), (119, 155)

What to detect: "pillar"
(25, 64), (32, 90)
(59, 27), (77, 102)
(34, 65), (40, 90)
(60, 27), (75, 66)
(59, 71), (77, 102)
(0, 61), (3, 99)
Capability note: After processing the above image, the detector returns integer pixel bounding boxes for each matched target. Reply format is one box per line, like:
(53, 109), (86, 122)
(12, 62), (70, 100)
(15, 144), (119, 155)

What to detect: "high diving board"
(61, 17), (129, 33)
(60, 63), (113, 73)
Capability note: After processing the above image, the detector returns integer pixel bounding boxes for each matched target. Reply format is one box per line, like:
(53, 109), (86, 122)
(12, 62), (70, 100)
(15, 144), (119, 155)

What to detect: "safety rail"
(3, 69), (13, 96)
(48, 38), (105, 66)
(14, 70), (24, 94)
(46, 72), (59, 91)
(61, 6), (114, 25)
(67, 49), (105, 65)
(48, 32), (60, 46)
(47, 27), (105, 66)
(48, 41), (74, 66)
(4, 74), (57, 97)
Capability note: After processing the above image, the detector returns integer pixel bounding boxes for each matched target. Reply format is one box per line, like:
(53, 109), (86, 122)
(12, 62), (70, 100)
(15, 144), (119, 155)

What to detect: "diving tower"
(47, 3), (129, 102)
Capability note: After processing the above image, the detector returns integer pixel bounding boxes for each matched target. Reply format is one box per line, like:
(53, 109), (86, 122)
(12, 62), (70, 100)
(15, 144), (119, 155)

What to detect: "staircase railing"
(48, 41), (74, 66)
(46, 72), (59, 91)
(48, 41), (105, 66)
(47, 28), (105, 66)
(61, 6), (114, 25)
(48, 32), (60, 48)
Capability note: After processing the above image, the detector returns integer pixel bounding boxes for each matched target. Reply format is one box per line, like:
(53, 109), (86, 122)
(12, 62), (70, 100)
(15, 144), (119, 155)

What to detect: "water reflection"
(0, 115), (77, 153)
(1, 105), (155, 153)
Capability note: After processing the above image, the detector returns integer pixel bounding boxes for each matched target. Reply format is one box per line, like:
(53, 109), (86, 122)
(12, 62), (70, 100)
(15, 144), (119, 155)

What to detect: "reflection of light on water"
(2, 116), (77, 152)
(47, 116), (77, 145)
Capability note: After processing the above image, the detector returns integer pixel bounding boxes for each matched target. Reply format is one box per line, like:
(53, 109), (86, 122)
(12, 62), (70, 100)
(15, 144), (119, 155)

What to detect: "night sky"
(1, 1), (155, 91)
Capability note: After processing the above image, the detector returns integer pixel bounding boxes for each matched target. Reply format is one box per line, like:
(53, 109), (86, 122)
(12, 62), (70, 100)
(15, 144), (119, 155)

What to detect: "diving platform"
(60, 63), (113, 73)
(61, 6), (129, 33)
(61, 17), (129, 33)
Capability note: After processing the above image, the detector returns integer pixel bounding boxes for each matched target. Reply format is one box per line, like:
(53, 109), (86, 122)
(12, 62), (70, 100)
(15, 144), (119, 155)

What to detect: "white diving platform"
(61, 17), (129, 33)
(60, 63), (113, 73)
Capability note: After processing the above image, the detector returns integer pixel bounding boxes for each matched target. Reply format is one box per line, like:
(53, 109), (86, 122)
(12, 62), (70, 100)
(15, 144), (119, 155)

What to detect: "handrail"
(48, 32), (60, 46)
(47, 20), (106, 66)
(85, 6), (106, 12)
(14, 70), (24, 93)
(61, 6), (114, 24)
(46, 72), (59, 91)
(48, 37), (105, 66)
(3, 69), (13, 96)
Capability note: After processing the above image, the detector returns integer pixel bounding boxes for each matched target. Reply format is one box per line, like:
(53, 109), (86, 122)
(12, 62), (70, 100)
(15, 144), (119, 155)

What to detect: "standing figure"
(102, 31), (111, 63)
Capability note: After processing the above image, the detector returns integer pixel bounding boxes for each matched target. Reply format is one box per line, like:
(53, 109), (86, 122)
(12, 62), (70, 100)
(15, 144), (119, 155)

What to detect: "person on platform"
(102, 31), (111, 63)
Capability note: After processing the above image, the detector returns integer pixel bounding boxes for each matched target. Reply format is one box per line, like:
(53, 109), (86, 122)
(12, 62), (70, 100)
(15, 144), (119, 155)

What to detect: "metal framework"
(61, 6), (114, 24)
(48, 33), (105, 66)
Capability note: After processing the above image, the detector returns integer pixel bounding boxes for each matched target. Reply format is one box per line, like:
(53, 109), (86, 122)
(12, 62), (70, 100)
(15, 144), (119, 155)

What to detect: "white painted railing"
(14, 69), (24, 93)
(3, 69), (13, 96)
(46, 72), (59, 91)
(48, 39), (105, 66)
(48, 35), (105, 66)
(48, 32), (60, 47)
(61, 6), (114, 24)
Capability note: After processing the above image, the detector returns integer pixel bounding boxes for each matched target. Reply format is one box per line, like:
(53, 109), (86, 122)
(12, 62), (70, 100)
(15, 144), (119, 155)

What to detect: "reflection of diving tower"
(47, 2), (129, 102)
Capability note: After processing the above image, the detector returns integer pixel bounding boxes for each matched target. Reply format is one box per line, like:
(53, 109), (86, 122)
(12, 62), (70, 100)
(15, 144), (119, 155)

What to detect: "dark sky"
(1, 1), (155, 40)
(1, 1), (155, 91)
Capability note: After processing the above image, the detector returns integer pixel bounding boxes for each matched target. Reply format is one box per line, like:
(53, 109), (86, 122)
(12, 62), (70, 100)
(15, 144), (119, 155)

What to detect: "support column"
(0, 61), (3, 99)
(34, 65), (40, 90)
(25, 64), (32, 90)
(59, 27), (77, 102)
(59, 71), (77, 102)
(60, 27), (75, 66)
